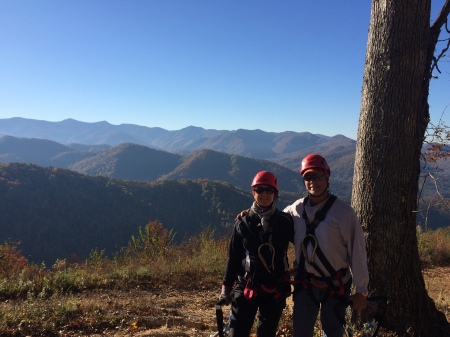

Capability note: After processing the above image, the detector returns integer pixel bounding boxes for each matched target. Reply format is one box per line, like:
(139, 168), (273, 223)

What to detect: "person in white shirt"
(284, 154), (369, 337)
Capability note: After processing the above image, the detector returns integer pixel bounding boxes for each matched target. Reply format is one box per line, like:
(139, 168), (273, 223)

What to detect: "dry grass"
(423, 266), (450, 318)
(0, 225), (449, 336)
(417, 226), (450, 267)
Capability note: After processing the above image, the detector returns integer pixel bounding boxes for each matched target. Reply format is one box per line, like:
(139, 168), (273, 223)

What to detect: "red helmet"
(300, 154), (331, 177)
(251, 171), (278, 191)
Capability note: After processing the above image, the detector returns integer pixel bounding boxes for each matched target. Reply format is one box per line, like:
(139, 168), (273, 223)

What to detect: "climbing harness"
(243, 240), (285, 300)
(295, 195), (348, 298)
(240, 211), (291, 301)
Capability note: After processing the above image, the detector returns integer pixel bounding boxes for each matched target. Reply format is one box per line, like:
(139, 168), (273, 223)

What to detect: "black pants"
(229, 282), (287, 337)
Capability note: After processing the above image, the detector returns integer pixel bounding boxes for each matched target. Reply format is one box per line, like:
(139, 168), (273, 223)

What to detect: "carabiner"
(258, 243), (275, 273)
(300, 234), (318, 264)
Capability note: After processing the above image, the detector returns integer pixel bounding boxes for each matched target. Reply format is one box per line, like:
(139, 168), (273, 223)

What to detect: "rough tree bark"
(351, 0), (450, 336)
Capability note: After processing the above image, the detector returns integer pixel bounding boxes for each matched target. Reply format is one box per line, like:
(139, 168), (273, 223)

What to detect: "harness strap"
(334, 270), (345, 296)
(244, 276), (255, 299)
(309, 277), (328, 289)
(241, 211), (275, 273)
(297, 195), (346, 296)
(243, 271), (292, 300)
(299, 195), (336, 271)
(260, 284), (277, 293)
(238, 210), (293, 301)
(304, 240), (346, 296)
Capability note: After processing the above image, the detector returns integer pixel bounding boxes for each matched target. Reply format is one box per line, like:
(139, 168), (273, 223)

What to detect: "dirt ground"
(6, 267), (449, 337)
(58, 285), (294, 337)
(128, 289), (295, 337)
(92, 266), (450, 337)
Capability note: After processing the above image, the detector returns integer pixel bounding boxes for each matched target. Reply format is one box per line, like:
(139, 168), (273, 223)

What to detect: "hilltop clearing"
(2, 267), (448, 337)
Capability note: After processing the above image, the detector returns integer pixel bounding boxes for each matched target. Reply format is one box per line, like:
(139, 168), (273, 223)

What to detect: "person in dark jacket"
(218, 171), (294, 337)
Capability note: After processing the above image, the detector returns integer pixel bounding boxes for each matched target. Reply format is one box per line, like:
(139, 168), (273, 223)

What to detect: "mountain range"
(0, 117), (448, 200)
(0, 117), (448, 264)
(0, 117), (357, 176)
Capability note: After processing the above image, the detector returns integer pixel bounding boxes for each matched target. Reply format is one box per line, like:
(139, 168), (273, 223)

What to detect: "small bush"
(418, 226), (450, 267)
(0, 241), (28, 278)
(129, 220), (176, 258)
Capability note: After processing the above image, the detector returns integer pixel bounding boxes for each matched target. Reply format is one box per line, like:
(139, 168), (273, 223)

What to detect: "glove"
(217, 284), (232, 305)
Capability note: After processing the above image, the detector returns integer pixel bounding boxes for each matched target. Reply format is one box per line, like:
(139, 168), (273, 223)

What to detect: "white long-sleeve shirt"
(284, 196), (369, 294)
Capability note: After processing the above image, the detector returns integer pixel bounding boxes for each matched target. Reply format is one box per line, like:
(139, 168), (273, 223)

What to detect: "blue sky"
(1, 1), (449, 140)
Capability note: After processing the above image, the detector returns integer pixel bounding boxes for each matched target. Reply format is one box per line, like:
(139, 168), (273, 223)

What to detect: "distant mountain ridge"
(0, 118), (356, 172)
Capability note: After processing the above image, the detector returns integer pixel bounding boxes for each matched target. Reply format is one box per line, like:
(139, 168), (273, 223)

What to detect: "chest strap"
(297, 195), (346, 296)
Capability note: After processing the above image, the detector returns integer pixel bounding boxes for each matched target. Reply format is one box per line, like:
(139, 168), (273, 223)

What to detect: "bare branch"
(430, 0), (450, 33)
(429, 0), (450, 76)
(431, 36), (450, 75)
(422, 173), (450, 230)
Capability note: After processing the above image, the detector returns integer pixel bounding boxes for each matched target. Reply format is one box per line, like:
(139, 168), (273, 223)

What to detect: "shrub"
(418, 226), (450, 267)
(0, 241), (28, 278)
(129, 220), (176, 258)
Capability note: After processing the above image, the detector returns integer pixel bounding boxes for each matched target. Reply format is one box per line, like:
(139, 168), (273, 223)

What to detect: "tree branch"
(429, 0), (450, 76)
(430, 0), (450, 33)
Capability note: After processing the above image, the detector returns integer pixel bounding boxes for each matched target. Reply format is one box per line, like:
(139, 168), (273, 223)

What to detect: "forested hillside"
(68, 142), (183, 180)
(0, 136), (354, 195)
(0, 163), (273, 265)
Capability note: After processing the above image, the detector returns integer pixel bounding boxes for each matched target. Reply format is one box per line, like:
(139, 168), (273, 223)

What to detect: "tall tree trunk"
(351, 0), (450, 335)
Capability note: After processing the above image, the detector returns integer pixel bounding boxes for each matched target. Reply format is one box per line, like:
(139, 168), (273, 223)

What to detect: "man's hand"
(234, 209), (250, 221)
(348, 292), (367, 311)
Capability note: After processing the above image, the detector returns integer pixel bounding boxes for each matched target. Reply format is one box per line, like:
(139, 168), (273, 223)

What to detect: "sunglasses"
(303, 174), (326, 182)
(253, 187), (275, 194)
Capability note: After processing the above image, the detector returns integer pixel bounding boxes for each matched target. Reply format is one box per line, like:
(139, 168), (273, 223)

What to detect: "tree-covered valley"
(0, 163), (263, 265)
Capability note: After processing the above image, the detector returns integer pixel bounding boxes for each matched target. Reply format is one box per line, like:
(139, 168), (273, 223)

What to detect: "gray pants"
(293, 284), (350, 337)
